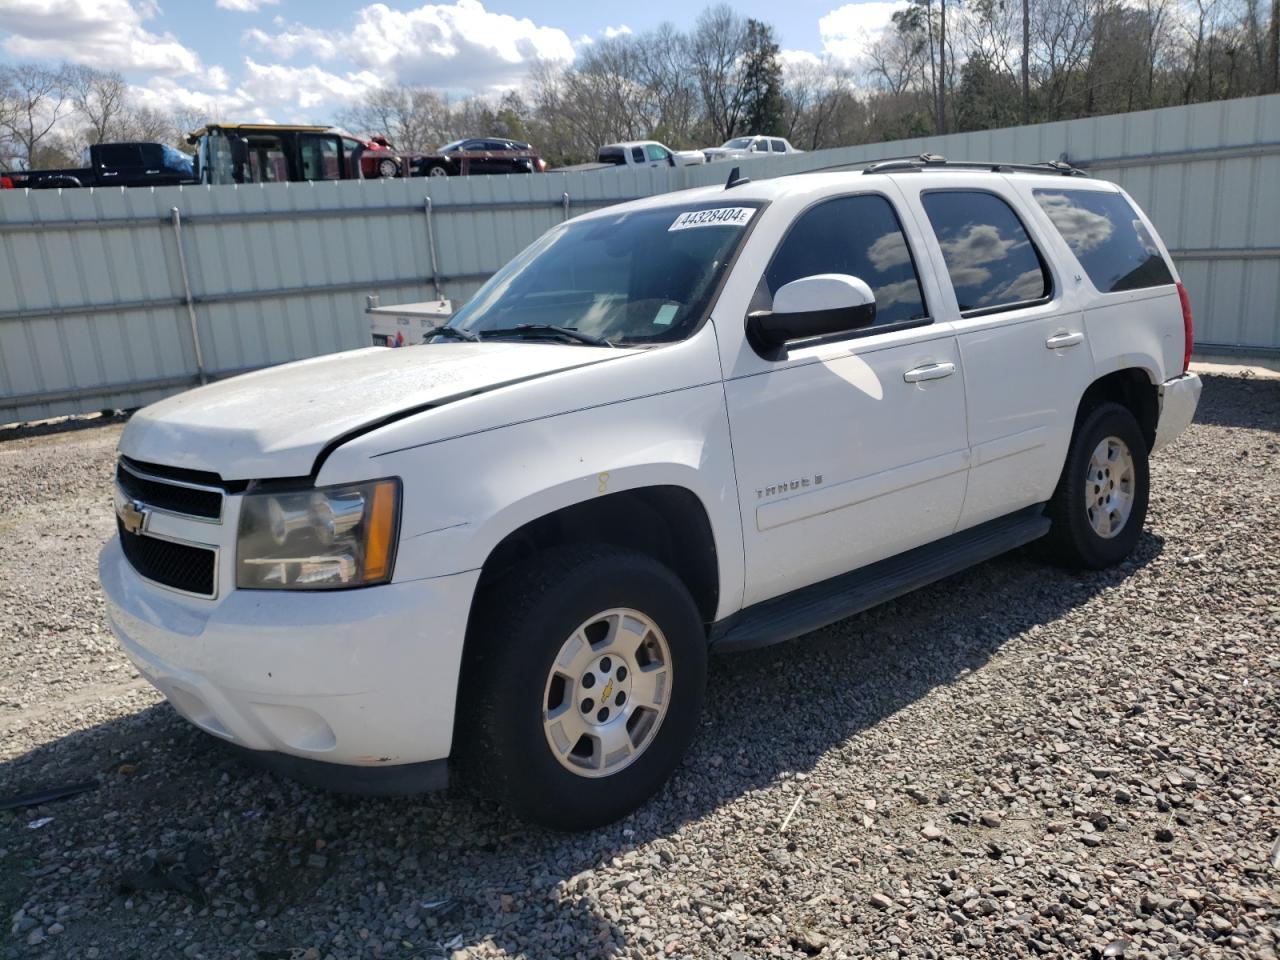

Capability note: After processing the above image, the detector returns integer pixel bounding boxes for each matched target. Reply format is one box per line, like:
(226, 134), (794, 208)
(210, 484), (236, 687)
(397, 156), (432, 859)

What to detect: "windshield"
(447, 202), (761, 345)
(723, 138), (753, 149)
(439, 139), (466, 153)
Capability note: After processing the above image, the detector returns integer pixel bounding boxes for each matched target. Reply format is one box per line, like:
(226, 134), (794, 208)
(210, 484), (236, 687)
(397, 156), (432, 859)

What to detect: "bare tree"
(0, 63), (71, 167)
(66, 65), (129, 144)
(1023, 0), (1032, 121)
(690, 4), (751, 141)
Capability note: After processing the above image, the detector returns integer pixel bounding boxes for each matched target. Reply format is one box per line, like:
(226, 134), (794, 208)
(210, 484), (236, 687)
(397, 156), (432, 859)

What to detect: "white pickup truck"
(597, 140), (706, 168)
(101, 157), (1201, 830)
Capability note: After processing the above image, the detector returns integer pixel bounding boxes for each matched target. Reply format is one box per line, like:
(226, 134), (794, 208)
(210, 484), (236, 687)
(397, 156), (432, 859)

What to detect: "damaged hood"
(119, 342), (632, 480)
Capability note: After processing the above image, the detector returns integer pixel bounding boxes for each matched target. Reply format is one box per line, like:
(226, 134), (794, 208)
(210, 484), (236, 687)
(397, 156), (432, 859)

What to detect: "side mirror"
(747, 274), (877, 353)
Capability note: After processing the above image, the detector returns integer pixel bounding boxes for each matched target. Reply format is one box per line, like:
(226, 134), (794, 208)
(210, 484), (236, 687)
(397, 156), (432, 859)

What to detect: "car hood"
(119, 342), (633, 480)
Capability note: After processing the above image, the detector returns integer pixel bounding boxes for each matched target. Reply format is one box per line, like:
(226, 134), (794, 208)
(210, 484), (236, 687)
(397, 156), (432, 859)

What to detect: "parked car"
(703, 135), (803, 162)
(412, 138), (546, 177)
(190, 123), (410, 185)
(100, 156), (1200, 830)
(598, 140), (706, 168)
(332, 129), (404, 179)
(8, 141), (195, 189)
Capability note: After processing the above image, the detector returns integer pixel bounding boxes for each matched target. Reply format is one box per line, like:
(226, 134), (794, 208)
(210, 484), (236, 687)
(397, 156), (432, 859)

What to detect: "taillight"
(1176, 282), (1194, 373)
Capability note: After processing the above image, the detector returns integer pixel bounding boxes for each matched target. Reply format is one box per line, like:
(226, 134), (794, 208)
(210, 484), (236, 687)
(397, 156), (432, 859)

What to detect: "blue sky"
(0, 0), (907, 124)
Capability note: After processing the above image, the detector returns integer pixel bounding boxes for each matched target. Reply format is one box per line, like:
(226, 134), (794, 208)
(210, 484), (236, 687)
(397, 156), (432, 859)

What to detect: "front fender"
(342, 383), (746, 622)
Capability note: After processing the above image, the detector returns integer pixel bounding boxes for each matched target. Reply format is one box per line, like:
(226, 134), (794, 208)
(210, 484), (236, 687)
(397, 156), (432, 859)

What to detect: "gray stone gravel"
(2, 375), (1278, 960)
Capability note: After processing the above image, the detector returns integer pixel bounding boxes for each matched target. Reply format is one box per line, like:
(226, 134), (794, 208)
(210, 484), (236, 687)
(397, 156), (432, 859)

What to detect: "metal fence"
(2, 93), (1278, 423)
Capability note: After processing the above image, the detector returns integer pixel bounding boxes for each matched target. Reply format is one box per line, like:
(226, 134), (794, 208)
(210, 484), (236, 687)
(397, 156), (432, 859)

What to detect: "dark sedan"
(412, 138), (546, 177)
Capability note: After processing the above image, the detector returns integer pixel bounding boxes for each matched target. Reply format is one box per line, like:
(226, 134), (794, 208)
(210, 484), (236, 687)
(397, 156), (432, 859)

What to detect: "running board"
(710, 505), (1051, 653)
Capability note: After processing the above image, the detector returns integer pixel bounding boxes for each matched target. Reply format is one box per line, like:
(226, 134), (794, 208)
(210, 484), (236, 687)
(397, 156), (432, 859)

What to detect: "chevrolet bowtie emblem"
(115, 488), (148, 535)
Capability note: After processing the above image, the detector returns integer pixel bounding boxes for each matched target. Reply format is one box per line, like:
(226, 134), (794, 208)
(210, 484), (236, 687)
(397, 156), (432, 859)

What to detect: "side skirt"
(710, 505), (1051, 653)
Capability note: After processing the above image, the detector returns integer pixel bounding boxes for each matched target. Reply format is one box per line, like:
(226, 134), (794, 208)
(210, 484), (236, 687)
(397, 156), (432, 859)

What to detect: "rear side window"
(922, 191), (1051, 313)
(765, 194), (928, 327)
(97, 144), (141, 167)
(631, 147), (645, 163)
(1034, 189), (1174, 292)
(598, 147), (625, 166)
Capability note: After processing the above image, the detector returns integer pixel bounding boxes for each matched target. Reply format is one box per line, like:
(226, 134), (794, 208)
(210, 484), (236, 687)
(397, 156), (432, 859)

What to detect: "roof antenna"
(725, 165), (750, 189)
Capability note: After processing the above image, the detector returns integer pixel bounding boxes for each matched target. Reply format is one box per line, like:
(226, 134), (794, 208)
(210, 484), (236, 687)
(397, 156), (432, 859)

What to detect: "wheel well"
(476, 486), (720, 626)
(1076, 369), (1158, 450)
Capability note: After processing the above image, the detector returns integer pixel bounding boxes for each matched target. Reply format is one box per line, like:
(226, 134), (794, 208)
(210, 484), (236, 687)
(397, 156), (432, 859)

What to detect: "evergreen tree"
(740, 19), (786, 135)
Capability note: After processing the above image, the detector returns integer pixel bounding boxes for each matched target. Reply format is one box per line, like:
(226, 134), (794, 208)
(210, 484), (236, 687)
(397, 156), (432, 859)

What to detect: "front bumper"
(1152, 372), (1202, 453)
(99, 537), (479, 784)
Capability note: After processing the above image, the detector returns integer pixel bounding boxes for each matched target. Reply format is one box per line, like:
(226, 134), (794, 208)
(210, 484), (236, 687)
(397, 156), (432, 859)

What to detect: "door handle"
(903, 361), (956, 383)
(1046, 331), (1084, 349)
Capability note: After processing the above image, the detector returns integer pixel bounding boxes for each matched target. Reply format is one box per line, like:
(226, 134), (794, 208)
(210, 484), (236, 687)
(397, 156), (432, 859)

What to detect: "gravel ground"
(1, 375), (1277, 960)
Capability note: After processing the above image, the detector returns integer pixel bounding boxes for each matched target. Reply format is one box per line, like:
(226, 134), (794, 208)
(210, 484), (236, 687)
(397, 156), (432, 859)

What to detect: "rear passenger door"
(899, 180), (1095, 529)
(722, 188), (970, 606)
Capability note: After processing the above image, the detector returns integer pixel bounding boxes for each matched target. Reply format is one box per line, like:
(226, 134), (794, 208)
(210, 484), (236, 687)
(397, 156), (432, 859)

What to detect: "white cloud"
(238, 58), (382, 111)
(0, 0), (201, 75)
(347, 1), (575, 91)
(602, 24), (632, 39)
(244, 22), (340, 61)
(819, 1), (911, 62)
(215, 0), (278, 10)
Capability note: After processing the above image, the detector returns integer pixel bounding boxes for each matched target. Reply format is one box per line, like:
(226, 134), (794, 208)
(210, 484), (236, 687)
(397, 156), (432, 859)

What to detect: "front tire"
(1041, 402), (1149, 569)
(461, 545), (707, 830)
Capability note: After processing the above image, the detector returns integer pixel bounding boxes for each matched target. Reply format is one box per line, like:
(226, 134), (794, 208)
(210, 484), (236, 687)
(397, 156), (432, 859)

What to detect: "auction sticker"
(669, 207), (755, 231)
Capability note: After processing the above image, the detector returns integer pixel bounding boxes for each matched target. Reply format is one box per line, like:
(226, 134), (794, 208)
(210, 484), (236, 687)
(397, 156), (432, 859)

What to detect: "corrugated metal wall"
(2, 94), (1277, 423)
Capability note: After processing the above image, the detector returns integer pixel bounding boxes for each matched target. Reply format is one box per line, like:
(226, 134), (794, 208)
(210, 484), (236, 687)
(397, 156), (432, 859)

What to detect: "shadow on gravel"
(0, 532), (1164, 958)
(1189, 373), (1280, 433)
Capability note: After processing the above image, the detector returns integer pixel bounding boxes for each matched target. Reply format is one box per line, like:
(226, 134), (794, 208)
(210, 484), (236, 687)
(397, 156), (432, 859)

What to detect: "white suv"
(100, 157), (1201, 829)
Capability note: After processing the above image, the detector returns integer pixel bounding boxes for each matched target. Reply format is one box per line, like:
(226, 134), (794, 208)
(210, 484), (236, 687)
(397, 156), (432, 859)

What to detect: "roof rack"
(860, 153), (1087, 176)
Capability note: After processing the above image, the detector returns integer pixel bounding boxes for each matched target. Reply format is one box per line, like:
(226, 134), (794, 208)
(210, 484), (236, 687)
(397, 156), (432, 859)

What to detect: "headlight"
(236, 478), (400, 590)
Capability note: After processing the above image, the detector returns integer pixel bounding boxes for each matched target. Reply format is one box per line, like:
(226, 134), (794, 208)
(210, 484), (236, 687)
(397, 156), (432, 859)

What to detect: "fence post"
(169, 207), (207, 385)
(423, 196), (443, 301)
(562, 191), (570, 221)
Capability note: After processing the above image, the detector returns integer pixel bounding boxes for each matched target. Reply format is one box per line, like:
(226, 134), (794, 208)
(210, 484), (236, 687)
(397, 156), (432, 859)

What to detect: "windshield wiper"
(478, 324), (614, 347)
(422, 325), (480, 342)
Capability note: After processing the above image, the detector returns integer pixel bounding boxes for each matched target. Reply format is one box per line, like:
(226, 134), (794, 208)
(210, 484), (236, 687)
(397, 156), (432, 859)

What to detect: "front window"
(723, 138), (753, 149)
(763, 194), (928, 329)
(446, 202), (762, 345)
(645, 144), (670, 162)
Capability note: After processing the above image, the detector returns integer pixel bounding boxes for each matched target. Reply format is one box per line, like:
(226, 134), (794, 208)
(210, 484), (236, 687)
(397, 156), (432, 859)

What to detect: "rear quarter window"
(1033, 189), (1174, 293)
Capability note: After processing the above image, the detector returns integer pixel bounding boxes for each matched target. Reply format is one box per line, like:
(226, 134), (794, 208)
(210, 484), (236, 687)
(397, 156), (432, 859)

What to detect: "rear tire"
(460, 545), (706, 830)
(427, 164), (450, 177)
(1041, 402), (1149, 569)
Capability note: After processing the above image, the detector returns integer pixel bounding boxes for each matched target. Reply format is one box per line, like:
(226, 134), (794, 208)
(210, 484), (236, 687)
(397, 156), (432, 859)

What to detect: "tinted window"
(922, 191), (1050, 312)
(97, 144), (141, 167)
(631, 147), (645, 163)
(764, 194), (927, 327)
(1034, 189), (1174, 292)
(483, 140), (507, 151)
(598, 147), (625, 166)
(771, 139), (786, 152)
(139, 144), (164, 167)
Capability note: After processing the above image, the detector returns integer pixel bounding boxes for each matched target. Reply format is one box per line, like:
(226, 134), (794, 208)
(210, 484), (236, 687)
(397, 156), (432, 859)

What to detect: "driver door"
(722, 189), (969, 606)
